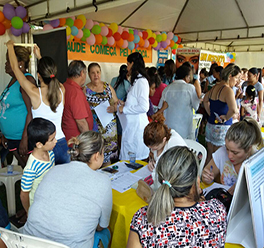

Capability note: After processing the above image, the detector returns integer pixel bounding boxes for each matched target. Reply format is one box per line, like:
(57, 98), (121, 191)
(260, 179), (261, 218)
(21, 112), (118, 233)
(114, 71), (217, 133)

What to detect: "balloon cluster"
(44, 16), (182, 50)
(226, 52), (236, 63)
(0, 4), (29, 36)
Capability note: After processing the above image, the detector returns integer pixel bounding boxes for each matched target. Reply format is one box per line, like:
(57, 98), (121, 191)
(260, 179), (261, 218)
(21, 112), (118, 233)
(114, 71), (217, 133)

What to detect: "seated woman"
(202, 117), (263, 194)
(127, 146), (227, 247)
(23, 131), (112, 248)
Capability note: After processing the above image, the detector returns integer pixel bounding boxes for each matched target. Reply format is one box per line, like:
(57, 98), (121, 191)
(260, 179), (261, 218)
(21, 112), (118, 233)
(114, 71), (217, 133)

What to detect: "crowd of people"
(0, 39), (263, 247)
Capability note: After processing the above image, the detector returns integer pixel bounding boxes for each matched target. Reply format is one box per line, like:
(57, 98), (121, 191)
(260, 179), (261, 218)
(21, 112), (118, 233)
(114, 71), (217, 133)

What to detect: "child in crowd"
(147, 68), (157, 121)
(241, 85), (259, 122)
(20, 118), (56, 213)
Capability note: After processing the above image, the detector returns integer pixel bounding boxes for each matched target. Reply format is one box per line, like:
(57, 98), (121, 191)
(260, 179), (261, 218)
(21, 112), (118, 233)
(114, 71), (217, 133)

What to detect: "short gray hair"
(147, 146), (199, 225)
(68, 60), (86, 78)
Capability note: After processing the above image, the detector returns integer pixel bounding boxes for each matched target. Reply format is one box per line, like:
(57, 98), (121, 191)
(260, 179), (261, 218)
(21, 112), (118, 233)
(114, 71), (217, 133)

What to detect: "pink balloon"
(11, 27), (22, 36)
(86, 33), (95, 45)
(85, 19), (94, 29)
(15, 6), (27, 19)
(107, 36), (115, 46)
(166, 39), (170, 45)
(67, 35), (71, 40)
(122, 40), (128, 49)
(144, 39), (149, 48)
(70, 16), (75, 20)
(123, 28), (129, 32)
(93, 21), (99, 25)
(43, 24), (53, 31)
(155, 31), (161, 35)
(138, 31), (142, 37)
(100, 26), (109, 36)
(167, 32), (174, 40)
(76, 29), (83, 39)
(117, 26), (123, 34)
(22, 22), (30, 33)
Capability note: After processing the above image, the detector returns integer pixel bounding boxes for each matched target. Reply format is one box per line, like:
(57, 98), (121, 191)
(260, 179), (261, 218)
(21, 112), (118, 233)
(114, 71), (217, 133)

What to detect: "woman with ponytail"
(127, 146), (227, 248)
(6, 40), (69, 164)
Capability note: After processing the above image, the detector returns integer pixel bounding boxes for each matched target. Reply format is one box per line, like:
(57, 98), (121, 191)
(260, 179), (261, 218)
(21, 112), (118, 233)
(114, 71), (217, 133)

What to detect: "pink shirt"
(150, 82), (167, 106)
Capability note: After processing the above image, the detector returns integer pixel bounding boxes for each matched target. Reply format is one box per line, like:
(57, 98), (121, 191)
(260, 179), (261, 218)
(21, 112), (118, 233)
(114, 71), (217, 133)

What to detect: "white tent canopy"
(1, 0), (264, 52)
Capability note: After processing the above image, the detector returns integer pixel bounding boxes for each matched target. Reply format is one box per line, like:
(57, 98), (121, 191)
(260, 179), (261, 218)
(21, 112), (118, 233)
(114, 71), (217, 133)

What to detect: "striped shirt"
(21, 151), (55, 205)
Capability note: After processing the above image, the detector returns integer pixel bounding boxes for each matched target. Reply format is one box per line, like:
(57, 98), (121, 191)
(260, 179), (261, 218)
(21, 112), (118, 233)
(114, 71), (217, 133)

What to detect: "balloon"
(86, 33), (95, 45)
(50, 19), (60, 28)
(109, 23), (118, 34)
(74, 37), (81, 42)
(67, 35), (70, 41)
(77, 15), (86, 27)
(133, 29), (138, 35)
(123, 28), (129, 32)
(100, 26), (108, 36)
(106, 28), (112, 37)
(69, 35), (74, 41)
(161, 33), (167, 41)
(142, 31), (148, 40)
(173, 35), (178, 43)
(133, 34), (140, 43)
(127, 33), (134, 42)
(153, 42), (161, 51)
(122, 40), (128, 49)
(148, 37), (155, 45)
(15, 6), (27, 19)
(116, 38), (124, 48)
(76, 29), (83, 39)
(138, 37), (144, 47)
(71, 26), (78, 36)
(83, 28), (91, 38)
(172, 49), (176, 55)
(10, 26), (22, 36)
(11, 16), (23, 29)
(170, 40), (175, 47)
(0, 23), (6, 35)
(178, 44), (183, 48)
(101, 36), (107, 45)
(165, 39), (170, 46)
(121, 31), (129, 40)
(66, 18), (74, 27)
(73, 19), (82, 29)
(22, 22), (30, 33)
(167, 32), (174, 40)
(85, 19), (94, 29)
(129, 29), (134, 34)
(81, 36), (86, 42)
(138, 31), (142, 37)
(70, 16), (75, 20)
(107, 36), (115, 46)
(2, 19), (11, 29)
(230, 54), (234, 59)
(152, 40), (158, 48)
(172, 43), (178, 49)
(66, 26), (71, 36)
(156, 34), (162, 42)
(177, 37), (182, 44)
(0, 11), (4, 23)
(144, 39), (149, 48)
(117, 25), (123, 34)
(3, 4), (16, 20)
(161, 41), (167, 48)
(155, 31), (161, 35)
(94, 21), (99, 25)
(59, 18), (66, 27)
(128, 42), (135, 50)
(95, 34), (103, 44)
(135, 43), (139, 49)
(146, 29), (152, 39)
(43, 24), (53, 31)
(91, 24), (101, 35)
(113, 32), (121, 41)
(99, 23), (105, 27)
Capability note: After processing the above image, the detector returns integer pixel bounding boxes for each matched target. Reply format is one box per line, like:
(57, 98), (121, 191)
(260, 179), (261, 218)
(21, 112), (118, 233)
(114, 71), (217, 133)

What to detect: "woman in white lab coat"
(118, 52), (149, 160)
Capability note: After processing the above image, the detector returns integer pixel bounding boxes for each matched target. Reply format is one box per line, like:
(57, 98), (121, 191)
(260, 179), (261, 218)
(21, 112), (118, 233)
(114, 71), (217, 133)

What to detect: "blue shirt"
(110, 76), (130, 101)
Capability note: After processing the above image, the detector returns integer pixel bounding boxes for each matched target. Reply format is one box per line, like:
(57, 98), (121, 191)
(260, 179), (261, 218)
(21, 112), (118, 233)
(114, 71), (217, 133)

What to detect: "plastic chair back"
(190, 114), (203, 140)
(0, 227), (69, 248)
(184, 139), (207, 176)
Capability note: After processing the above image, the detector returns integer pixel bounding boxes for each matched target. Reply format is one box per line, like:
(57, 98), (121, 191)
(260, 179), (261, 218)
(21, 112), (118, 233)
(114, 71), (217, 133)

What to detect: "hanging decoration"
(0, 3), (29, 36)
(226, 52), (236, 63)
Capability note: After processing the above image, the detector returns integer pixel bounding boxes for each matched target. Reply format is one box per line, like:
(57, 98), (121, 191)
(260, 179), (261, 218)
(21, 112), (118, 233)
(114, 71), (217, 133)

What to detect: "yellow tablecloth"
(109, 164), (243, 248)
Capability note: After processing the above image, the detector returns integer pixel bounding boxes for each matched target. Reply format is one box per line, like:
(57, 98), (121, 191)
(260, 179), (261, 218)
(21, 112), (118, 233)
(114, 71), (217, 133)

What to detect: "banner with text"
(67, 41), (152, 63)
(176, 48), (200, 74)
(199, 50), (228, 72)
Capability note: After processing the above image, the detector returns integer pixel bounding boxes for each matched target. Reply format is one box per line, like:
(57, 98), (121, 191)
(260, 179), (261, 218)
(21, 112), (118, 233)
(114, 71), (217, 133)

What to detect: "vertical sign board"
(176, 48), (200, 74)
(157, 50), (168, 68)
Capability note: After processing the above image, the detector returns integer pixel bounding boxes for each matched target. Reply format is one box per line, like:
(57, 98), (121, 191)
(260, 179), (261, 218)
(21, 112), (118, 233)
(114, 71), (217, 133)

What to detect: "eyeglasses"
(0, 87), (10, 102)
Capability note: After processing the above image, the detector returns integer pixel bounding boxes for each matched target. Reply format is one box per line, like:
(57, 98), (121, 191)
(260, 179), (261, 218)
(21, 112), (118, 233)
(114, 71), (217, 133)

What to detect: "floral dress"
(86, 82), (118, 163)
(241, 98), (258, 121)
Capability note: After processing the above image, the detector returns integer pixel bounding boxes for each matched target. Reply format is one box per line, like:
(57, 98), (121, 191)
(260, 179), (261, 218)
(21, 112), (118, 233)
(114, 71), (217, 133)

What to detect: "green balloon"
(91, 25), (101, 35)
(66, 18), (74, 27)
(101, 36), (107, 45)
(11, 16), (23, 29)
(156, 34), (162, 42)
(83, 28), (90, 38)
(81, 36), (86, 42)
(129, 29), (134, 34)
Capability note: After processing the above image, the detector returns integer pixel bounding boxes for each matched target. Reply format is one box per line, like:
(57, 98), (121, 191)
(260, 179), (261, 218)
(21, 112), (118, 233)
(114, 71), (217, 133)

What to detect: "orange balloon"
(127, 33), (134, 42)
(59, 18), (66, 27)
(74, 19), (83, 29)
(116, 38), (124, 48)
(178, 44), (183, 48)
(170, 40), (175, 47)
(95, 34), (103, 44)
(0, 11), (5, 23)
(74, 37), (81, 42)
(2, 19), (11, 29)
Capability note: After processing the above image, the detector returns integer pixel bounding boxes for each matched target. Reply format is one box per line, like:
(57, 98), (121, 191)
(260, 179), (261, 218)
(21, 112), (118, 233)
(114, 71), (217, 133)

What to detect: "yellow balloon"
(65, 25), (71, 36)
(109, 23), (118, 34)
(152, 40), (158, 48)
(146, 29), (152, 39)
(69, 35), (74, 41)
(99, 23), (105, 27)
(77, 14), (86, 28)
(152, 33), (156, 39)
(161, 33), (167, 41)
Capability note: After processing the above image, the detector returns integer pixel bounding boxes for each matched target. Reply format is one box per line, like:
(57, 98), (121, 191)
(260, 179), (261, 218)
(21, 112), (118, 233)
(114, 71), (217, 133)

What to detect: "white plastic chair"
(0, 227), (69, 248)
(184, 139), (207, 176)
(190, 114), (203, 140)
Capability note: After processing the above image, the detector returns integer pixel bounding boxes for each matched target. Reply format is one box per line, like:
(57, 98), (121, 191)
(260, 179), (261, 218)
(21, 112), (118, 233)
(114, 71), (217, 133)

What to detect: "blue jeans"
(53, 137), (70, 165)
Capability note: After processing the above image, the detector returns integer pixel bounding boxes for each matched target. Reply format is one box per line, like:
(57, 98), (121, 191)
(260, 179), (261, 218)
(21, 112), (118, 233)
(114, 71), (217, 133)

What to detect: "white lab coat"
(119, 75), (149, 160)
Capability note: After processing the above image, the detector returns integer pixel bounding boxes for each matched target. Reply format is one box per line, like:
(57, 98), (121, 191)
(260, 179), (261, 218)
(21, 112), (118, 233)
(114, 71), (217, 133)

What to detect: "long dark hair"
(37, 57), (61, 113)
(127, 52), (148, 86)
(114, 64), (128, 90)
(147, 67), (162, 88)
(246, 85), (256, 104)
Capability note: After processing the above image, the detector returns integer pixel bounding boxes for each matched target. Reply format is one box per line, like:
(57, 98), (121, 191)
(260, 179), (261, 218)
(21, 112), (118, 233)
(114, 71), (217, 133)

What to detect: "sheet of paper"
(111, 172), (141, 193)
(94, 101), (114, 128)
(98, 161), (133, 179)
(116, 109), (127, 130)
(133, 165), (151, 179)
(203, 182), (230, 196)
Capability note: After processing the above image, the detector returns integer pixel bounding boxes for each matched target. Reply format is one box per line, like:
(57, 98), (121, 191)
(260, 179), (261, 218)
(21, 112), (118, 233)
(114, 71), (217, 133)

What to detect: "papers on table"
(133, 165), (151, 179)
(203, 182), (230, 196)
(94, 100), (114, 128)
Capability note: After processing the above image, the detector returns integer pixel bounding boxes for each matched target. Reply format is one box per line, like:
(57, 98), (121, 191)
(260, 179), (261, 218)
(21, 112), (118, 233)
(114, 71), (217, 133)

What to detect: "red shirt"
(62, 78), (93, 141)
(150, 82), (167, 106)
